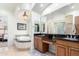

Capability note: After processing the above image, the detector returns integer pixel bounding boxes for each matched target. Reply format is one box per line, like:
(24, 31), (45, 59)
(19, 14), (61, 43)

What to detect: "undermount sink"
(63, 38), (79, 41)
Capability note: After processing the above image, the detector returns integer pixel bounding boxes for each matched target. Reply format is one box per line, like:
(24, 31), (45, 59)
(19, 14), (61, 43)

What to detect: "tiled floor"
(0, 47), (55, 56)
(31, 49), (55, 56)
(0, 47), (30, 56)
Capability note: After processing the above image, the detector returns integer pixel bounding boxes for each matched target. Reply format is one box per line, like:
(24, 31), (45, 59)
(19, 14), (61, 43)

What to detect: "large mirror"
(34, 16), (46, 34)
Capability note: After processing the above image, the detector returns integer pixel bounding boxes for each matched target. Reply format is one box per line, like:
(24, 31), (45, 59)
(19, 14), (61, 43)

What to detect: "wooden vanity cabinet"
(34, 36), (49, 53)
(56, 39), (79, 56)
(69, 47), (79, 56)
(34, 36), (38, 49)
(56, 44), (68, 56)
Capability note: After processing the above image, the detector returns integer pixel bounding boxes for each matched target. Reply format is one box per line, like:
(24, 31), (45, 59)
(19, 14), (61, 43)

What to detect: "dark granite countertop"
(57, 38), (79, 42)
(34, 33), (79, 35)
(34, 34), (79, 42)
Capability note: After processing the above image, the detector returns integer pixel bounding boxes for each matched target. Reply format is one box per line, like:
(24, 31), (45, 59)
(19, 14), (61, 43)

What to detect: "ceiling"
(45, 3), (79, 19)
(0, 3), (79, 17)
(0, 3), (21, 13)
(32, 3), (52, 14)
(0, 3), (52, 15)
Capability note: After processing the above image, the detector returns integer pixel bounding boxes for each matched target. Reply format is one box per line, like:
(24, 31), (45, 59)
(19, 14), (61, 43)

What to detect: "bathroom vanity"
(34, 34), (56, 54)
(34, 34), (79, 56)
(34, 35), (50, 53)
(56, 38), (79, 56)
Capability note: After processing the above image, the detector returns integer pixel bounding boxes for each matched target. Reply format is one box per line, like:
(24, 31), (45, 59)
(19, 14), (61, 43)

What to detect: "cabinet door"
(37, 38), (43, 52)
(34, 37), (44, 52)
(56, 44), (68, 56)
(34, 37), (38, 49)
(69, 48), (79, 56)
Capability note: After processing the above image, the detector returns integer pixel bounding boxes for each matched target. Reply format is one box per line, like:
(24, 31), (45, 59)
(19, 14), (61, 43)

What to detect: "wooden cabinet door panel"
(56, 40), (79, 56)
(38, 38), (43, 51)
(56, 44), (67, 56)
(34, 37), (38, 49)
(34, 36), (49, 53)
(69, 48), (79, 56)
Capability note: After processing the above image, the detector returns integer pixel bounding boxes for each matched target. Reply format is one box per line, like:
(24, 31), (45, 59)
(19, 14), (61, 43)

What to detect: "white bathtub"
(14, 36), (31, 49)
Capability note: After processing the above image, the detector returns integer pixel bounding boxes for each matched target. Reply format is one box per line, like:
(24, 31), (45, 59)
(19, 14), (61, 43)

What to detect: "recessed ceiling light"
(17, 7), (20, 11)
(40, 4), (44, 7)
(71, 6), (75, 9)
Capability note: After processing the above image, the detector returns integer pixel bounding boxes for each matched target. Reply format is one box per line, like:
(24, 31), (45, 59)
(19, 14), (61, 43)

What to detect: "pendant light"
(22, 11), (28, 20)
